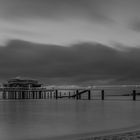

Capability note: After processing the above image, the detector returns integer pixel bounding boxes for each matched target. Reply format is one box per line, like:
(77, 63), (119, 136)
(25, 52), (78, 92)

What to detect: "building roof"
(3, 77), (41, 87)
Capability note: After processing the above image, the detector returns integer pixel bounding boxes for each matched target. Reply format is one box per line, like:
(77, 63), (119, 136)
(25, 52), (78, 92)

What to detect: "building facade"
(2, 77), (52, 99)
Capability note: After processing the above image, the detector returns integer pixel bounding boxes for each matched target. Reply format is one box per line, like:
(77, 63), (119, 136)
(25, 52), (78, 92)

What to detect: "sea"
(0, 96), (140, 140)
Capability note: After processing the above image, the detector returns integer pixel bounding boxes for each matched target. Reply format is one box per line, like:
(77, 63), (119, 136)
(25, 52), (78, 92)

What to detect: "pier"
(1, 77), (140, 101)
(1, 86), (140, 101)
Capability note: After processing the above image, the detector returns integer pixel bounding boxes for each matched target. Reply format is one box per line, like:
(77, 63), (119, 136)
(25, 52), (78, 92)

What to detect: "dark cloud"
(1, 0), (112, 23)
(131, 20), (140, 32)
(0, 40), (140, 85)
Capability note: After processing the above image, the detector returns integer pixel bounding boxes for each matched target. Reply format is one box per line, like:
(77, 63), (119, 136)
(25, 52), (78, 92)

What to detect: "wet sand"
(73, 125), (140, 140)
(45, 126), (140, 140)
(65, 130), (140, 140)
(77, 130), (140, 140)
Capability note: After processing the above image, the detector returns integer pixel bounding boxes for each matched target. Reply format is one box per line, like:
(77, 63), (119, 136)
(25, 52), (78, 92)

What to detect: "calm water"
(0, 99), (140, 140)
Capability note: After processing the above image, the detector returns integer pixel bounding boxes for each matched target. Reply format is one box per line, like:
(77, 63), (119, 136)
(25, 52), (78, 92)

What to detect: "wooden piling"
(88, 90), (91, 100)
(79, 94), (81, 100)
(73, 91), (76, 99)
(133, 90), (136, 101)
(44, 92), (46, 99)
(18, 91), (21, 99)
(14, 91), (16, 99)
(32, 91), (35, 99)
(101, 90), (104, 100)
(76, 90), (79, 100)
(15, 92), (18, 99)
(47, 92), (49, 99)
(59, 92), (61, 98)
(11, 91), (13, 99)
(36, 92), (38, 99)
(50, 92), (52, 99)
(23, 91), (25, 99)
(55, 90), (58, 99)
(39, 91), (41, 99)
(2, 92), (6, 99)
(68, 92), (71, 99)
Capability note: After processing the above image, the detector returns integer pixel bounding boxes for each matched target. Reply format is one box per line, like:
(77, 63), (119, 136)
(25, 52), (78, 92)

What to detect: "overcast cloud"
(0, 40), (140, 85)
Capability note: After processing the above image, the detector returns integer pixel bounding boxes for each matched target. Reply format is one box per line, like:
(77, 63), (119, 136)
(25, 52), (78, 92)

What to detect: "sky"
(1, 0), (140, 85)
(1, 0), (140, 46)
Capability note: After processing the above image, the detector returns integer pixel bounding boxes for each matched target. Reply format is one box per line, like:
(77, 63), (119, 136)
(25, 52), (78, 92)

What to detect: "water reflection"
(0, 100), (140, 140)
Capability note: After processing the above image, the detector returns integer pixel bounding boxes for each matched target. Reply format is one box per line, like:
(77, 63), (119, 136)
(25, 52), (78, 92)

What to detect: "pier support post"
(14, 91), (16, 99)
(55, 90), (58, 100)
(79, 94), (81, 100)
(59, 92), (61, 98)
(22, 91), (25, 99)
(44, 92), (46, 99)
(88, 90), (91, 100)
(47, 92), (49, 99)
(19, 91), (21, 99)
(50, 92), (52, 99)
(39, 91), (42, 99)
(2, 92), (6, 99)
(133, 90), (136, 101)
(68, 92), (71, 99)
(11, 91), (13, 99)
(101, 90), (104, 100)
(76, 90), (79, 100)
(15, 91), (17, 99)
(32, 91), (35, 99)
(73, 91), (76, 99)
(34, 92), (36, 99)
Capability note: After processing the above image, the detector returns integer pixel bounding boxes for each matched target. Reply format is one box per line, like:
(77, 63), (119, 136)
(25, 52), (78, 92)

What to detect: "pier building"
(2, 77), (51, 99)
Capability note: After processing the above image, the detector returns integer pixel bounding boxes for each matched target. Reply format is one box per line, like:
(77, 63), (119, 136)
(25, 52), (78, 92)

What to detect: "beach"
(78, 130), (140, 140)
(41, 127), (140, 140)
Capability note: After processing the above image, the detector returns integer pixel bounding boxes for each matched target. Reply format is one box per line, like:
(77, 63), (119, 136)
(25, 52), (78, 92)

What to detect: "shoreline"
(77, 130), (140, 140)
(73, 125), (140, 140)
(46, 126), (140, 140)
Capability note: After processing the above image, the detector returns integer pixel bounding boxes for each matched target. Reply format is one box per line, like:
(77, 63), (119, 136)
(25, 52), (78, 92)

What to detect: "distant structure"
(2, 77), (49, 99)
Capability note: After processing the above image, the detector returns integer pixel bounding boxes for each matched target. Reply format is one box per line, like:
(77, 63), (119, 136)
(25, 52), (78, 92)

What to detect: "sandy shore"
(73, 126), (140, 140)
(77, 130), (140, 140)
(46, 128), (140, 140)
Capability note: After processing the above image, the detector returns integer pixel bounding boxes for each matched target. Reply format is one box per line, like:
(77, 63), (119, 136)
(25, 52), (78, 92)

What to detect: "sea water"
(0, 99), (140, 140)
